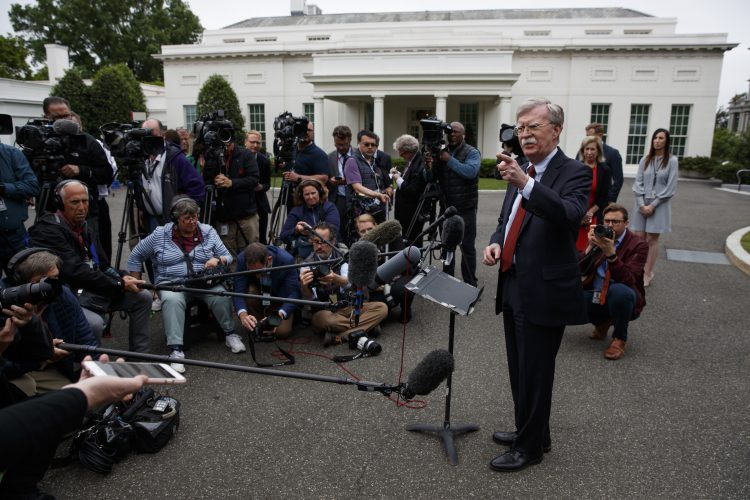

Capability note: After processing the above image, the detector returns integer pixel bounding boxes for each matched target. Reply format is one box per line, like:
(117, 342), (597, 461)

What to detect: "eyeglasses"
(603, 218), (624, 225)
(513, 123), (552, 136)
(179, 214), (199, 222)
(361, 142), (377, 147)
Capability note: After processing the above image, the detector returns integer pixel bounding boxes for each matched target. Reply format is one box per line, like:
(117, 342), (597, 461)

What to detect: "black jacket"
(215, 146), (260, 221)
(28, 212), (124, 295)
(255, 152), (272, 214)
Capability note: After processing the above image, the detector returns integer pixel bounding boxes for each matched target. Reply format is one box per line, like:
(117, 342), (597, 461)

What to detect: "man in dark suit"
(245, 131), (272, 244)
(483, 98), (591, 471)
(581, 203), (648, 360)
(327, 125), (353, 241)
(391, 134), (428, 245)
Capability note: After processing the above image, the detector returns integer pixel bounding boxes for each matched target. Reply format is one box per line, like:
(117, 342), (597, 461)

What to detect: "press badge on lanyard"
(592, 291), (601, 304)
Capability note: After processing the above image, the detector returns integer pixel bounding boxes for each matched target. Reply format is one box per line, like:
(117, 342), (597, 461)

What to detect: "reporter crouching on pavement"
(28, 180), (152, 352)
(300, 222), (387, 346)
(233, 242), (300, 339)
(580, 203), (648, 360)
(127, 196), (243, 373)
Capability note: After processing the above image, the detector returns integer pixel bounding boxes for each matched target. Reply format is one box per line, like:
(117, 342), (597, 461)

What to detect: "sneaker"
(225, 333), (247, 353)
(169, 349), (186, 373)
(151, 296), (162, 312)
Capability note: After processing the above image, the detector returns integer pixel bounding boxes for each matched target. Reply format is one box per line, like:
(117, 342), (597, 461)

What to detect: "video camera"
(419, 117), (452, 157)
(101, 123), (165, 180)
(15, 117), (86, 181)
(193, 110), (234, 181)
(499, 123), (523, 158)
(272, 111), (309, 171)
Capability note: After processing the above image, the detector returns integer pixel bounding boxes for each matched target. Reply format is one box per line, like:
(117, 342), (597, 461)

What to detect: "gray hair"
(56, 179), (89, 202)
(393, 134), (419, 154)
(516, 98), (565, 126)
(15, 251), (62, 283)
(170, 196), (200, 220)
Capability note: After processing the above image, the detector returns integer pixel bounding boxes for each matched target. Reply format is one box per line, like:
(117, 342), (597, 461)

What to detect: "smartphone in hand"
(83, 361), (186, 384)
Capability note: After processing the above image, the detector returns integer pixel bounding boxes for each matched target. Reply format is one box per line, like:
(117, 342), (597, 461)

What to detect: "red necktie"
(501, 164), (535, 272)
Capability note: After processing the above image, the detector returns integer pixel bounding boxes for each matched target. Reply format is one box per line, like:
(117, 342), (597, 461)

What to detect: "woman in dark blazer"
(576, 136), (611, 252)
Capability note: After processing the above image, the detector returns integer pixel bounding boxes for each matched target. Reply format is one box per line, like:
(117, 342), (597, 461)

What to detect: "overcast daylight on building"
(156, 1), (736, 163)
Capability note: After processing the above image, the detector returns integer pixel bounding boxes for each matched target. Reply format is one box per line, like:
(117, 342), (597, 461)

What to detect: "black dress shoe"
(489, 450), (543, 472)
(492, 431), (552, 453)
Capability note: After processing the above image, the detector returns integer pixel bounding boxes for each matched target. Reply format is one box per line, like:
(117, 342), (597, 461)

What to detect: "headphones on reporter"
(296, 179), (325, 202)
(53, 179), (88, 211)
(169, 196), (200, 223)
(6, 247), (49, 284)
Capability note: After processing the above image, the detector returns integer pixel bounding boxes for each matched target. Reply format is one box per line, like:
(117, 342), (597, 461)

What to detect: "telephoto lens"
(348, 330), (382, 356)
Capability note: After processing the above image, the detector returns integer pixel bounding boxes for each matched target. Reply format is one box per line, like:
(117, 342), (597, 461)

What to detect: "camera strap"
(247, 334), (295, 367)
(332, 351), (370, 363)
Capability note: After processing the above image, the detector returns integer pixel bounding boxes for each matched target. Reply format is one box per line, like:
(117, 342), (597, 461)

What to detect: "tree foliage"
(10, 0), (203, 82)
(712, 127), (741, 161)
(87, 64), (146, 134)
(51, 67), (91, 125)
(0, 34), (33, 79)
(196, 75), (245, 141)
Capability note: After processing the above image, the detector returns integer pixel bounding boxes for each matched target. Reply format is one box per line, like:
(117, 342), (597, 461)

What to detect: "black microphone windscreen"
(444, 206), (458, 218)
(374, 246), (421, 286)
(442, 215), (464, 252)
(361, 219), (402, 248)
(347, 240), (379, 287)
(52, 119), (81, 136)
(403, 349), (454, 399)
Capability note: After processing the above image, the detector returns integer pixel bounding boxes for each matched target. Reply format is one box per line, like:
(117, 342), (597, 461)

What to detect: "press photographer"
(194, 111), (261, 256)
(344, 130), (391, 228)
(0, 114), (40, 273)
(423, 120), (480, 287)
(136, 119), (205, 235)
(127, 196), (244, 373)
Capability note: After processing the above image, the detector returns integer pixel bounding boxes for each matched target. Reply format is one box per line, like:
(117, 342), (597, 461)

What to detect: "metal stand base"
(405, 422), (479, 466)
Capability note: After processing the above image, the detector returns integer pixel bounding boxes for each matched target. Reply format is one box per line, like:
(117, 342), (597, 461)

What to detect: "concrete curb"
(725, 225), (750, 277)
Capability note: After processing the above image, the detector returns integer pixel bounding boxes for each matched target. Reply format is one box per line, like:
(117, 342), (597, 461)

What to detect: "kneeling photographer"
(127, 196), (243, 374)
(580, 204), (648, 361)
(195, 111), (260, 256)
(233, 242), (300, 340)
(3, 249), (98, 396)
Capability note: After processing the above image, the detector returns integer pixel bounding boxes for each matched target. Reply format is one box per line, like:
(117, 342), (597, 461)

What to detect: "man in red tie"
(483, 98), (591, 472)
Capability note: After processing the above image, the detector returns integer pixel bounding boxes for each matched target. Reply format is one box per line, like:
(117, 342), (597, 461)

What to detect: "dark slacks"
(442, 207), (477, 287)
(502, 271), (563, 456)
(584, 283), (637, 341)
(258, 210), (269, 245)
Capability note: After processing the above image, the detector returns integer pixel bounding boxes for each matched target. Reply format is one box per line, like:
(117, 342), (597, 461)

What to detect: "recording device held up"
(0, 277), (63, 313)
(100, 122), (165, 180)
(15, 117), (87, 181)
(419, 117), (452, 157)
(499, 123), (523, 158)
(594, 224), (615, 240)
(193, 109), (234, 180)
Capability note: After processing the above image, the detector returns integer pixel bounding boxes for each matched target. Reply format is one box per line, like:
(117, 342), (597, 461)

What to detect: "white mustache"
(521, 138), (537, 146)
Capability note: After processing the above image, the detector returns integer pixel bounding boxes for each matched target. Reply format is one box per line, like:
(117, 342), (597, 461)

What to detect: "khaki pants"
(312, 302), (388, 337)
(244, 284), (294, 338)
(219, 214), (260, 257)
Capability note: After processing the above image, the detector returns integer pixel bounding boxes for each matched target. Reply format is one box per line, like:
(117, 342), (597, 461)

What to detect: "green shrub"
(711, 161), (746, 183)
(480, 158), (498, 178)
(679, 156), (717, 176)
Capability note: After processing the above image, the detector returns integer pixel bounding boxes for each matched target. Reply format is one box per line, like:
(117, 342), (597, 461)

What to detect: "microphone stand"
(59, 343), (401, 396)
(403, 266), (482, 466)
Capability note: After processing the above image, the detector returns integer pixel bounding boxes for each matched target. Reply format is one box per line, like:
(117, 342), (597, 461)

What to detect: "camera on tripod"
(15, 118), (84, 181)
(193, 110), (234, 181)
(272, 112), (309, 169)
(419, 117), (452, 157)
(101, 123), (165, 180)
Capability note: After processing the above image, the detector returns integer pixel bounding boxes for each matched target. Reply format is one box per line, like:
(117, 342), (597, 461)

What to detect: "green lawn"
(742, 231), (750, 253)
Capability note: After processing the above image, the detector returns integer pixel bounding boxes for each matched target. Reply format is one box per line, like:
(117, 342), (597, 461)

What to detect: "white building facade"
(157, 6), (736, 164)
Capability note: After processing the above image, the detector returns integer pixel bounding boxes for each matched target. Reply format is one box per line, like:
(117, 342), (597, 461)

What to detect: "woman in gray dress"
(631, 128), (678, 287)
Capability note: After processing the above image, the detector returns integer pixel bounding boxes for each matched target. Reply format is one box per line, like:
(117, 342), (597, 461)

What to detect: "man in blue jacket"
(234, 242), (300, 339)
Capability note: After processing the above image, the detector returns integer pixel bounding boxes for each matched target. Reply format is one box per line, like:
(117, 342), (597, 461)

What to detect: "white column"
(372, 94), (385, 142)
(500, 97), (512, 127)
(435, 93), (448, 121)
(313, 96), (324, 143)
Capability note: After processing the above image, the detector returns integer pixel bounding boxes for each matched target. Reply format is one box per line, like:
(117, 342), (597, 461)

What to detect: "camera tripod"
(34, 179), (58, 223)
(267, 165), (296, 246)
(406, 180), (442, 253)
(113, 171), (159, 270)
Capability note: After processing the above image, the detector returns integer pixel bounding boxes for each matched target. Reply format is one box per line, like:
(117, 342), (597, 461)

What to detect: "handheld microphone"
(347, 240), (379, 327)
(372, 246), (421, 288)
(361, 219), (402, 248)
(441, 215), (464, 266)
(52, 118), (81, 136)
(409, 206), (458, 246)
(400, 350), (455, 400)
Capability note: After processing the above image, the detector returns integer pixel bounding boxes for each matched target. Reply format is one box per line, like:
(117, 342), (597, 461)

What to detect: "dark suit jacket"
(603, 142), (623, 203)
(490, 149), (591, 326)
(394, 152), (427, 227)
(255, 152), (271, 214)
(592, 161), (612, 222)
(374, 150), (393, 187)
